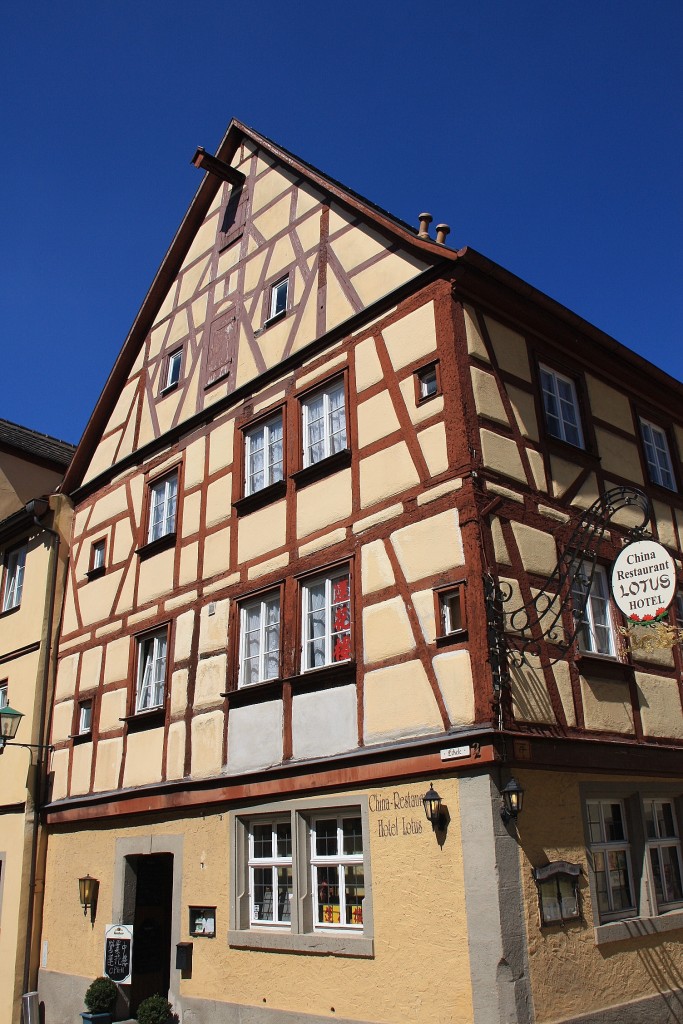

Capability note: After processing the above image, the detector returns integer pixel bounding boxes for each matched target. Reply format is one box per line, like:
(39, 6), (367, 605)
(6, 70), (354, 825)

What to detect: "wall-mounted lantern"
(78, 874), (99, 916)
(0, 705), (24, 751)
(500, 777), (524, 824)
(422, 783), (446, 831)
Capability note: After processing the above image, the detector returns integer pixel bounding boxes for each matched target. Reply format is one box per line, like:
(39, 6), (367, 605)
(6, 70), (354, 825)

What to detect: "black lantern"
(422, 783), (445, 830)
(500, 777), (524, 823)
(78, 874), (99, 916)
(0, 705), (24, 752)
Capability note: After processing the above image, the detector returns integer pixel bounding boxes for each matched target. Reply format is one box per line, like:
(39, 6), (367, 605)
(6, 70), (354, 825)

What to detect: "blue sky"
(2, 1), (681, 445)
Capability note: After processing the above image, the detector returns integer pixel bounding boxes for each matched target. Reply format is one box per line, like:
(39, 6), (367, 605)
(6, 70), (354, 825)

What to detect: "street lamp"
(0, 704), (24, 751)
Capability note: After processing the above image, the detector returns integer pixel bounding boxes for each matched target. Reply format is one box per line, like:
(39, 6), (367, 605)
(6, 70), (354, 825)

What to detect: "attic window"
(415, 362), (441, 404)
(266, 276), (289, 325)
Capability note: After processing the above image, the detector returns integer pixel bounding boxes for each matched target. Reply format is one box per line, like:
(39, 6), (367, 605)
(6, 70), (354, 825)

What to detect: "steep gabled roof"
(0, 418), (76, 469)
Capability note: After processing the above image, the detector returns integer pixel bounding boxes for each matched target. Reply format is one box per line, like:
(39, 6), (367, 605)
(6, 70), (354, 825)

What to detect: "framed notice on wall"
(104, 924), (133, 984)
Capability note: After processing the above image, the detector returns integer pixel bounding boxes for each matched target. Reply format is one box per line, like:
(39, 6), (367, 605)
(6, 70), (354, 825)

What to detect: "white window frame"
(91, 540), (106, 572)
(586, 799), (636, 922)
(301, 380), (347, 468)
(239, 591), (281, 687)
(164, 349), (182, 390)
(640, 418), (676, 490)
(147, 472), (178, 543)
(244, 415), (284, 496)
(539, 365), (584, 448)
(135, 630), (167, 713)
(418, 365), (438, 400)
(248, 818), (293, 927)
(0, 682), (8, 709)
(268, 277), (289, 321)
(440, 588), (465, 635)
(78, 699), (93, 735)
(572, 565), (615, 656)
(310, 814), (365, 930)
(2, 545), (26, 612)
(301, 567), (351, 672)
(644, 799), (683, 911)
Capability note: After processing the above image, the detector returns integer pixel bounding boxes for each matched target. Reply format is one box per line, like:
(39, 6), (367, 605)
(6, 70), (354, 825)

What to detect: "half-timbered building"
(38, 121), (683, 1024)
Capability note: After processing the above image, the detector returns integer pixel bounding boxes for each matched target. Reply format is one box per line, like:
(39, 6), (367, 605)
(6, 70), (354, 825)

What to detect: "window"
(301, 380), (347, 468)
(436, 584), (466, 637)
(586, 800), (635, 921)
(301, 568), (351, 671)
(78, 699), (93, 735)
(640, 418), (676, 490)
(267, 277), (289, 322)
(147, 473), (178, 544)
(2, 545), (26, 612)
(163, 349), (182, 391)
(539, 365), (584, 447)
(239, 591), (280, 686)
(230, 796), (373, 956)
(244, 416), (284, 496)
(91, 540), (106, 571)
(572, 565), (615, 656)
(135, 630), (168, 713)
(0, 681), (7, 709)
(644, 799), (683, 910)
(415, 363), (440, 403)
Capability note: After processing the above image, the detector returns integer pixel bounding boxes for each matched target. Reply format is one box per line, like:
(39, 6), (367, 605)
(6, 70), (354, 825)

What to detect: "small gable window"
(267, 277), (289, 323)
(415, 363), (440, 403)
(78, 699), (93, 735)
(2, 545), (26, 613)
(163, 349), (182, 392)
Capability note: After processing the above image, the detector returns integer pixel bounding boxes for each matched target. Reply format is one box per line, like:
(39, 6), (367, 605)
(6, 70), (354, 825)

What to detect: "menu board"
(104, 924), (133, 984)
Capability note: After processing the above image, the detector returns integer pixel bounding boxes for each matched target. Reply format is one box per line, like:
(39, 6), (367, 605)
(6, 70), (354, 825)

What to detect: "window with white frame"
(78, 699), (93, 734)
(438, 586), (466, 636)
(539, 365), (584, 448)
(301, 380), (347, 467)
(231, 798), (372, 956)
(644, 799), (683, 910)
(416, 364), (438, 401)
(2, 545), (26, 612)
(268, 277), (289, 321)
(0, 681), (8, 709)
(91, 540), (106, 572)
(135, 630), (167, 712)
(164, 349), (182, 390)
(239, 591), (280, 686)
(640, 419), (676, 490)
(147, 472), (178, 543)
(572, 565), (615, 656)
(244, 416), (284, 496)
(586, 800), (635, 921)
(302, 568), (351, 671)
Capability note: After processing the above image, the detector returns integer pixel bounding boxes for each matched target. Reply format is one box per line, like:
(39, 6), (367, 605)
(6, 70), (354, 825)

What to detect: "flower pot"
(80, 1014), (113, 1023)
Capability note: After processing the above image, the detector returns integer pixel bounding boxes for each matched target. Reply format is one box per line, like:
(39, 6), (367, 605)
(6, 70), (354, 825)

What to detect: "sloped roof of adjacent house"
(0, 418), (76, 469)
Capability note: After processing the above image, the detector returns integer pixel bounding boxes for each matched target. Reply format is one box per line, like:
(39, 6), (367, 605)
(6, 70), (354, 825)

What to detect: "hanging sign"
(104, 924), (133, 984)
(610, 540), (676, 623)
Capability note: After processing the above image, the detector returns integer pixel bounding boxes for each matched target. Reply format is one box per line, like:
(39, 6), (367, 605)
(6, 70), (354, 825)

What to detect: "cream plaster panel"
(586, 375), (634, 433)
(295, 181), (323, 216)
(93, 737), (123, 792)
(217, 244), (241, 280)
(331, 218), (385, 268)
(632, 644), (675, 669)
(653, 500), (677, 549)
(199, 599), (230, 656)
(357, 391), (400, 448)
(113, 520), (134, 564)
(238, 500), (286, 563)
(595, 427), (643, 484)
(298, 528), (346, 557)
(227, 701), (283, 773)
(269, 228), (298, 271)
(417, 478), (462, 506)
(636, 672), (683, 738)
(486, 483), (524, 504)
(205, 473), (232, 528)
(191, 711), (225, 778)
(49, 749), (69, 801)
(390, 509), (464, 584)
(247, 551), (290, 581)
(352, 252), (425, 308)
(170, 669), (189, 717)
(55, 653), (79, 700)
(364, 660), (442, 743)
(480, 429), (527, 484)
(79, 571), (124, 626)
(153, 282), (175, 326)
(324, 269), (356, 330)
(182, 491), (202, 538)
(174, 610), (195, 663)
(571, 473), (601, 510)
(581, 676), (634, 733)
(553, 661), (576, 727)
(80, 646), (102, 689)
(491, 518), (510, 564)
(360, 540), (395, 595)
(510, 660), (556, 725)
(208, 420), (235, 475)
(192, 292), (209, 331)
(294, 210), (321, 254)
(185, 438), (207, 490)
(296, 469), (352, 539)
(463, 304), (488, 361)
(70, 743), (94, 796)
(510, 523), (558, 577)
(103, 636), (130, 685)
(359, 442), (419, 509)
(52, 700), (74, 743)
(353, 502), (403, 535)
(137, 546), (175, 605)
(251, 164), (296, 215)
(433, 651), (475, 725)
(194, 654), (227, 709)
(203, 526), (231, 581)
(537, 504), (570, 523)
(506, 385), (539, 440)
(291, 685), (357, 760)
(123, 727), (164, 788)
(471, 366), (508, 424)
(98, 688), (127, 733)
(354, 337), (383, 392)
(179, 541), (199, 587)
(178, 256), (211, 307)
(398, 377), (445, 425)
(381, 302), (437, 371)
(166, 721), (186, 781)
(484, 316), (530, 380)
(83, 433), (121, 486)
(253, 387), (287, 414)
(417, 423), (449, 477)
(166, 308), (190, 347)
(363, 597), (415, 665)
(412, 588), (436, 643)
(85, 484), (129, 531)
(103, 380), (138, 443)
(178, 216), (217, 273)
(550, 455), (586, 499)
(244, 250), (268, 293)
(296, 353), (347, 391)
(528, 449), (547, 492)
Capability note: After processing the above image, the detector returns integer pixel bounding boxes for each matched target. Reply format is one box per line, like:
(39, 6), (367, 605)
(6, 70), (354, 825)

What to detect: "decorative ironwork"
(619, 621), (681, 652)
(484, 486), (652, 684)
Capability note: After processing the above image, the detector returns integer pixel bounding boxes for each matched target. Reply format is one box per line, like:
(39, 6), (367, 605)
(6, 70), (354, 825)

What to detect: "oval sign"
(611, 540), (676, 623)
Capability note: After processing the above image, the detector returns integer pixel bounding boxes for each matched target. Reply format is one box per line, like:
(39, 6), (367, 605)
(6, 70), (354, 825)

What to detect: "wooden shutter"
(219, 184), (249, 249)
(206, 309), (237, 388)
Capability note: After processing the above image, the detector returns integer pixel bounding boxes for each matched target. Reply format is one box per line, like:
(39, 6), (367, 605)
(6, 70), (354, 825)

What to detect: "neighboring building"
(37, 122), (683, 1024)
(0, 421), (74, 1024)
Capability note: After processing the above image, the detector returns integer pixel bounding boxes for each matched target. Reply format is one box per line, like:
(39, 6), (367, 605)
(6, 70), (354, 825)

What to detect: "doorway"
(124, 853), (174, 1014)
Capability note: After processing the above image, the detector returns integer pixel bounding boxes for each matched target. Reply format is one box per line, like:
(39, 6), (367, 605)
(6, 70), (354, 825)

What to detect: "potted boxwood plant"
(136, 994), (174, 1024)
(82, 976), (118, 1022)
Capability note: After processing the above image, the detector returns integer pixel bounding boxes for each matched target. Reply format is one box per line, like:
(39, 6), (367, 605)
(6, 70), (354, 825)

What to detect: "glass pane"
(277, 866), (292, 921)
(317, 865), (340, 924)
(252, 823), (272, 859)
(342, 817), (363, 855)
(276, 822), (291, 858)
(657, 801), (676, 839)
(315, 819), (338, 857)
(593, 851), (610, 914)
(660, 845), (683, 902)
(607, 849), (633, 910)
(558, 876), (579, 918)
(253, 867), (273, 921)
(603, 803), (625, 843)
(344, 865), (364, 924)
(540, 879), (562, 922)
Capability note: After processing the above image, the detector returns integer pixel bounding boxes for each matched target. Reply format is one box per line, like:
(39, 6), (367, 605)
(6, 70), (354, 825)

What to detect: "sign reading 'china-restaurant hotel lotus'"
(610, 539), (676, 623)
